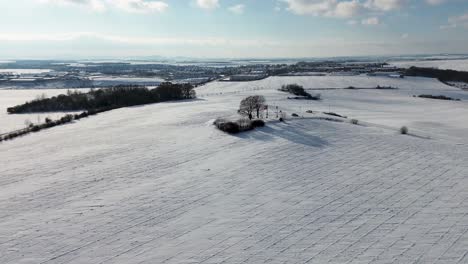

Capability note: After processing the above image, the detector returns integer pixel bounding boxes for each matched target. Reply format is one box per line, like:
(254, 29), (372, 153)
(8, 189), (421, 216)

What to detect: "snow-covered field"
(390, 59), (468, 71)
(1, 76), (468, 263)
(198, 76), (468, 143)
(0, 69), (53, 74)
(90, 76), (165, 86)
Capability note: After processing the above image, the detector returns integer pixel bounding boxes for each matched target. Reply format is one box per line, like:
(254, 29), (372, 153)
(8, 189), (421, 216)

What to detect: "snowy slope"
(198, 76), (468, 143)
(1, 77), (468, 263)
(390, 59), (468, 71)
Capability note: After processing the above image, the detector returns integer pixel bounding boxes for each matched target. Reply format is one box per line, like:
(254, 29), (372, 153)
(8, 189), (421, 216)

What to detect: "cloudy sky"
(1, 0), (468, 59)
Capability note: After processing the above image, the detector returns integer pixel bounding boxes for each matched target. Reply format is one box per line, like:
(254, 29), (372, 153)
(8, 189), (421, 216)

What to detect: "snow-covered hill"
(197, 76), (468, 143)
(1, 76), (468, 263)
(390, 59), (468, 72)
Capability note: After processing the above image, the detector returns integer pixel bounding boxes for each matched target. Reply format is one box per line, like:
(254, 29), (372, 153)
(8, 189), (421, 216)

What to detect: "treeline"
(7, 82), (196, 114)
(405, 67), (468, 83)
(417, 94), (461, 101)
(0, 109), (111, 143)
(279, 84), (321, 100)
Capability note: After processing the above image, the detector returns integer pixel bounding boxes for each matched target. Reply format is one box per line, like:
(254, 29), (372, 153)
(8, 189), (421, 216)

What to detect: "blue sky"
(1, 0), (468, 59)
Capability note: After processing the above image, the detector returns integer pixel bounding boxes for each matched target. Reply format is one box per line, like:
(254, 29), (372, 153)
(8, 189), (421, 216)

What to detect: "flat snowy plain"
(1, 75), (468, 263)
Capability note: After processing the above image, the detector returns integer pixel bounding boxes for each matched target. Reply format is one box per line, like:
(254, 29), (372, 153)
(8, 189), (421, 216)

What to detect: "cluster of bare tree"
(214, 94), (268, 134)
(238, 95), (266, 119)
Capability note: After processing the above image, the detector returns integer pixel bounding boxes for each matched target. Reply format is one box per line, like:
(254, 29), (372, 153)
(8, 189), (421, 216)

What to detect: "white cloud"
(114, 0), (168, 13)
(37, 0), (103, 11)
(228, 4), (245, 15)
(449, 13), (468, 24)
(281, 0), (363, 18)
(0, 32), (283, 47)
(2, 31), (468, 58)
(361, 17), (379, 25)
(281, 0), (407, 19)
(36, 0), (168, 13)
(441, 12), (468, 29)
(195, 0), (219, 9)
(365, 0), (407, 11)
(401, 33), (409, 39)
(426, 0), (446, 5)
(281, 0), (336, 16)
(334, 1), (363, 18)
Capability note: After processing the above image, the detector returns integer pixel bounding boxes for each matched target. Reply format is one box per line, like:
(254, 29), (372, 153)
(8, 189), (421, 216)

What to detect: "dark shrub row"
(324, 112), (347, 118)
(405, 67), (468, 83)
(311, 117), (344, 123)
(345, 85), (397, 90)
(251, 119), (265, 128)
(214, 118), (265, 134)
(280, 84), (321, 100)
(400, 126), (409, 135)
(7, 82), (196, 114)
(0, 105), (136, 143)
(375, 85), (397, 90)
(416, 94), (461, 101)
(0, 114), (77, 142)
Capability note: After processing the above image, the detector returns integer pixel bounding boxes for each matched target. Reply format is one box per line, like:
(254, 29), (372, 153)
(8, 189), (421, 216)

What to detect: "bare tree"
(239, 95), (266, 119)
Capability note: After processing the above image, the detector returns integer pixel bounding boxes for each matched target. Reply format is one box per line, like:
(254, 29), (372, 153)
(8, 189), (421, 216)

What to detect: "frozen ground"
(0, 69), (52, 74)
(1, 76), (468, 263)
(390, 59), (468, 72)
(198, 76), (468, 143)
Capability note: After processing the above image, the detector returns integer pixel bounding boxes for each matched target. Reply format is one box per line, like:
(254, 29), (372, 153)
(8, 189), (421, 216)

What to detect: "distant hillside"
(405, 66), (468, 83)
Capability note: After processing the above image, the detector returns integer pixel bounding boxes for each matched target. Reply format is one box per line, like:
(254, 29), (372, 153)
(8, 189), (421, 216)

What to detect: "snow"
(1, 75), (468, 263)
(90, 76), (165, 82)
(390, 59), (468, 72)
(198, 76), (468, 143)
(0, 69), (53, 74)
(90, 76), (164, 86)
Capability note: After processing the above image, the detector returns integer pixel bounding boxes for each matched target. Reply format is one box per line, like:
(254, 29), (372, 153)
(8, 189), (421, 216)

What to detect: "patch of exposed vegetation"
(375, 85), (398, 90)
(405, 67), (468, 83)
(324, 112), (347, 118)
(400, 126), (408, 135)
(345, 85), (397, 90)
(1, 111), (99, 142)
(417, 94), (461, 101)
(311, 117), (344, 123)
(214, 118), (265, 134)
(280, 84), (321, 100)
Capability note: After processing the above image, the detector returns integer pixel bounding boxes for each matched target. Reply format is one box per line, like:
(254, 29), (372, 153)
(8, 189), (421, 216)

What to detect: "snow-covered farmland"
(390, 59), (468, 72)
(1, 76), (468, 263)
(0, 69), (53, 74)
(199, 76), (468, 143)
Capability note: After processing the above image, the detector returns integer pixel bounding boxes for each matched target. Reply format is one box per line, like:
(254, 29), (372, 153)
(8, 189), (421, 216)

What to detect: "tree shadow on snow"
(236, 121), (328, 148)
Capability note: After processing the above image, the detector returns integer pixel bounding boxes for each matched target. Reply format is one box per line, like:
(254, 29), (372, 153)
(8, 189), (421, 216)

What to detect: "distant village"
(0, 60), (405, 89)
